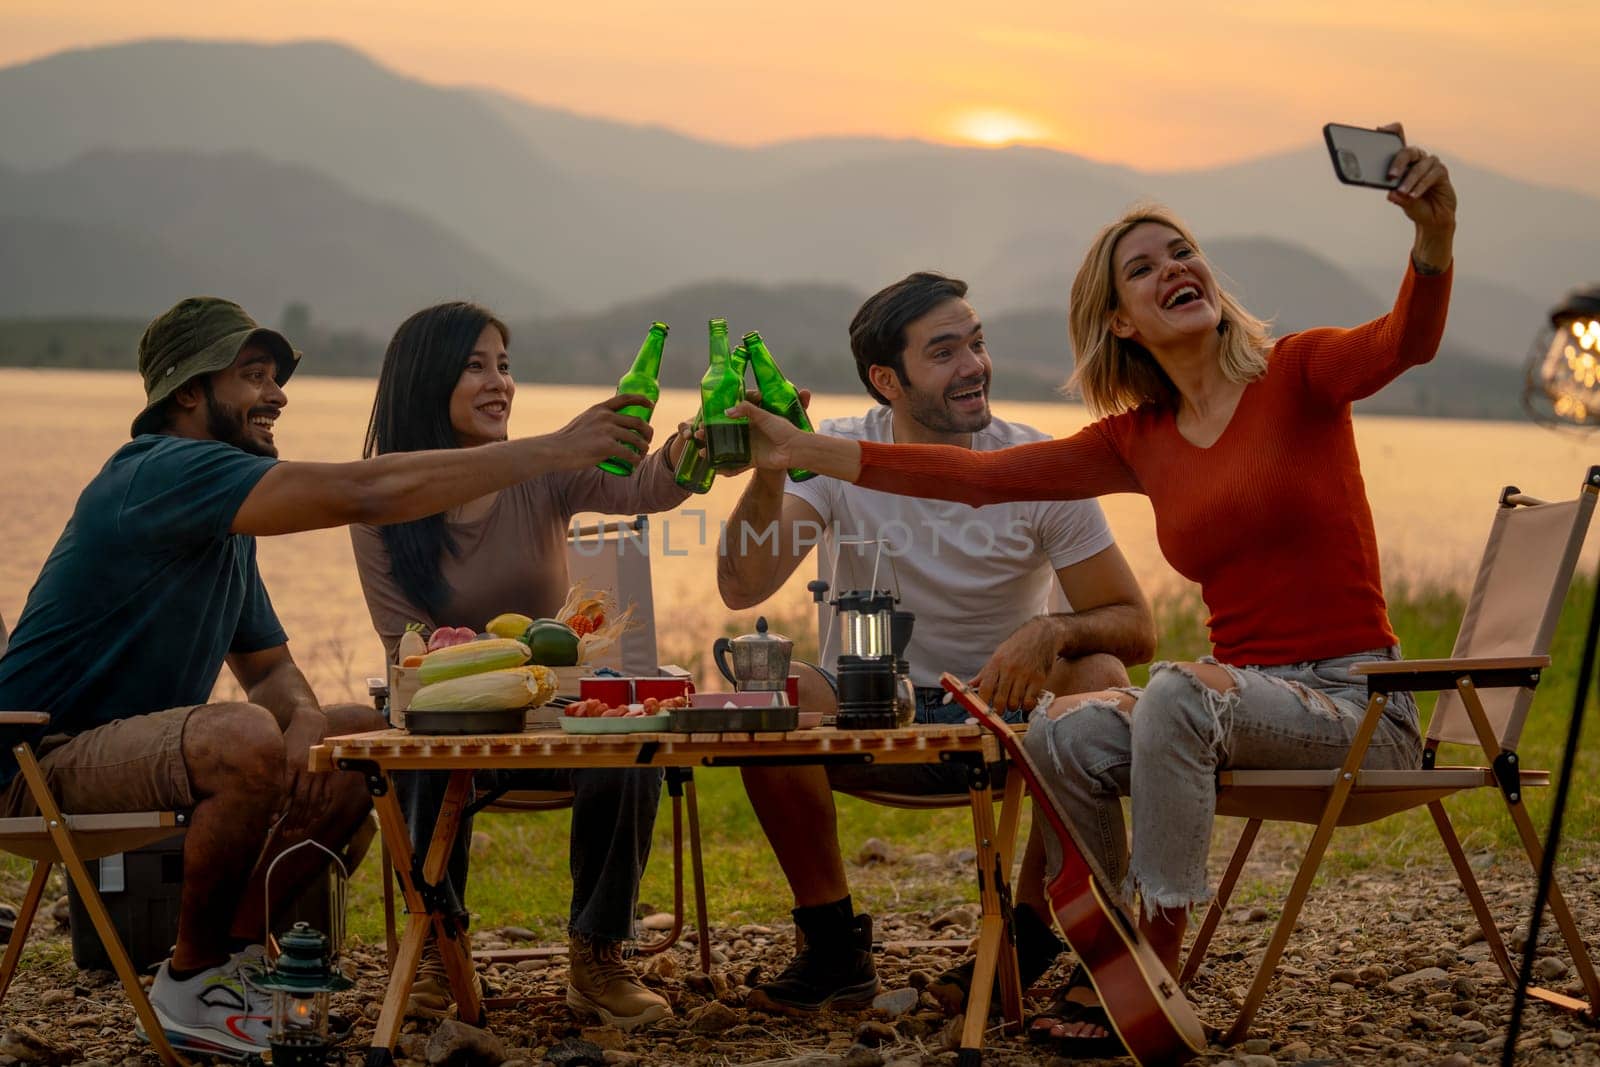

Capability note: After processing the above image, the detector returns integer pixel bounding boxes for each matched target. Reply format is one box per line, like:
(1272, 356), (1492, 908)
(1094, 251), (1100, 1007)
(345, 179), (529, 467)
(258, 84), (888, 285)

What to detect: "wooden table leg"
(365, 770), (477, 1065)
(424, 772), (481, 1025)
(959, 762), (1025, 1066)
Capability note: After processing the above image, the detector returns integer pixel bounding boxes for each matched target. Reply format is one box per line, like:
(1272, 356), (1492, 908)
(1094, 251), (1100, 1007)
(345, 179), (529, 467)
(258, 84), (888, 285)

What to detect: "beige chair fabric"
(565, 515), (659, 676)
(1182, 472), (1600, 1045)
(1430, 493), (1590, 749)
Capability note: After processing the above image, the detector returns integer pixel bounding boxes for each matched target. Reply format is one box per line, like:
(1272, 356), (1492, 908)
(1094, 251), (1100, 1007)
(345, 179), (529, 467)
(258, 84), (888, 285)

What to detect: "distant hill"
(0, 266), (1521, 420)
(1, 38), (1594, 326)
(0, 150), (547, 329)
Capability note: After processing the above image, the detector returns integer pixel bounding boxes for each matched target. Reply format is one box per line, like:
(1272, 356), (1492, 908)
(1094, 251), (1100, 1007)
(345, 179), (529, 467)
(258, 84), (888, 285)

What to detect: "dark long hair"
(363, 301), (510, 619)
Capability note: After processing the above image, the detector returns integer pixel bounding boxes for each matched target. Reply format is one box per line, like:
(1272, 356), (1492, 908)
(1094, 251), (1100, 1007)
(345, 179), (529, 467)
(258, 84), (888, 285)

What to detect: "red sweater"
(857, 264), (1452, 666)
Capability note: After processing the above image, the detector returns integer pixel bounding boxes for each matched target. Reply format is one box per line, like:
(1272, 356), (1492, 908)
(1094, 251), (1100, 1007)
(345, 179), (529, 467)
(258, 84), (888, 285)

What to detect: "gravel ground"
(3, 835), (1598, 1067)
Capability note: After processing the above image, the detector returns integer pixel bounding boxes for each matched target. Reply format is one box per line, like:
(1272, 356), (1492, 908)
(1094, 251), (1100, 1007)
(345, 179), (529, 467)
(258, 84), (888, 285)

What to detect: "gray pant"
(399, 766), (662, 942)
(1022, 648), (1421, 915)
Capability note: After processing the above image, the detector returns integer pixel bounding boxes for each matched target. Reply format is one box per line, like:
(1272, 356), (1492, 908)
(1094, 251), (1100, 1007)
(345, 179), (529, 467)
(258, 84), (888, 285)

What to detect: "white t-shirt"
(783, 406), (1115, 688)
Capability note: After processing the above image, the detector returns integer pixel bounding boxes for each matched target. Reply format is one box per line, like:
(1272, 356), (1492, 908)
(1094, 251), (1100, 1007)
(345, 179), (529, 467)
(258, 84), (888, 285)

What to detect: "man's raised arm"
(232, 396), (652, 536)
(718, 469), (828, 610)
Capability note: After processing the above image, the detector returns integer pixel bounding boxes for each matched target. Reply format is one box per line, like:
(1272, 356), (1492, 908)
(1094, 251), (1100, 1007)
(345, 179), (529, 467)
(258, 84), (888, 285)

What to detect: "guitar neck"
(939, 673), (1129, 903)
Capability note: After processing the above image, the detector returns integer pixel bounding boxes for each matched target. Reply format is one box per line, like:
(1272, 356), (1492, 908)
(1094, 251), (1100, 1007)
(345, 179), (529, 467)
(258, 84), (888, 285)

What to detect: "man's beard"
(204, 390), (278, 458)
(902, 374), (992, 435)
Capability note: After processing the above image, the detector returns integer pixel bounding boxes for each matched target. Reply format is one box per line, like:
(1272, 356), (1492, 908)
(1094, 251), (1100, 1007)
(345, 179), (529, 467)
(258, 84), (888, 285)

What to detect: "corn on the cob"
(409, 666), (557, 712)
(416, 638), (530, 685)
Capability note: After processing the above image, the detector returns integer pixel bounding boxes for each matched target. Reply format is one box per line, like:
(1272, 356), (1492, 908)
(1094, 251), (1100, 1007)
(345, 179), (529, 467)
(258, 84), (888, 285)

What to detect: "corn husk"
(409, 666), (557, 712)
(557, 581), (638, 664)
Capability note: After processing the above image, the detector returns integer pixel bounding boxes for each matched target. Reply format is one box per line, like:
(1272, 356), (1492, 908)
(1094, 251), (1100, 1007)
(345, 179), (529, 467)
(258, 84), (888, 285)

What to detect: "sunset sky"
(4, 0), (1598, 197)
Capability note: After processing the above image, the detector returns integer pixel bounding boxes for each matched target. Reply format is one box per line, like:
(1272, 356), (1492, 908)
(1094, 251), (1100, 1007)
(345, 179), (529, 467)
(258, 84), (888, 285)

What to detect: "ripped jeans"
(1022, 647), (1421, 916)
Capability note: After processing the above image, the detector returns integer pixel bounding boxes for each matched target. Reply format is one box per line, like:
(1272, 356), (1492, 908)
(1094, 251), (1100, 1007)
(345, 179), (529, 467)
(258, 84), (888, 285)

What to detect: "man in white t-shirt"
(717, 271), (1155, 1015)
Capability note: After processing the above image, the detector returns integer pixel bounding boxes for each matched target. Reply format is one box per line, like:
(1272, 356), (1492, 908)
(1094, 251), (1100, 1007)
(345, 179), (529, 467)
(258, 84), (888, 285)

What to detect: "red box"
(580, 677), (632, 705)
(580, 675), (696, 705)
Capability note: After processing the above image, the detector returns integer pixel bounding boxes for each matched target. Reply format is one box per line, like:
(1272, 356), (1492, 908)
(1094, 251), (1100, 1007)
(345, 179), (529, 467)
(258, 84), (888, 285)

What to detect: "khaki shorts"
(0, 705), (199, 818)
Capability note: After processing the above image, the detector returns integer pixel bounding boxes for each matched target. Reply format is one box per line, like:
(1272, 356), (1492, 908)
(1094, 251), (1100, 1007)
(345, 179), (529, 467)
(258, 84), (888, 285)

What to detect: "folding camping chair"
(0, 711), (190, 1067)
(376, 516), (710, 972)
(1181, 470), (1600, 1043)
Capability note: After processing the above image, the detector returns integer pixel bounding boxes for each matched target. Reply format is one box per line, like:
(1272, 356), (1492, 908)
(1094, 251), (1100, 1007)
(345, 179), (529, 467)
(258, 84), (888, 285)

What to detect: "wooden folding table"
(310, 723), (1026, 1067)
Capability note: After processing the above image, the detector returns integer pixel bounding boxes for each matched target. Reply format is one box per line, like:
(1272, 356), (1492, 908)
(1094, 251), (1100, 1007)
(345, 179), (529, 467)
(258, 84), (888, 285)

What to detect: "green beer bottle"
(742, 330), (816, 482)
(672, 413), (715, 493)
(701, 319), (751, 470)
(598, 321), (668, 476)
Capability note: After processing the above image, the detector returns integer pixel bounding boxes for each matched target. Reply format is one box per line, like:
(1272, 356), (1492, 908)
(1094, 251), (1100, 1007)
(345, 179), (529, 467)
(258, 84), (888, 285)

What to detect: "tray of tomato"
(558, 694), (689, 733)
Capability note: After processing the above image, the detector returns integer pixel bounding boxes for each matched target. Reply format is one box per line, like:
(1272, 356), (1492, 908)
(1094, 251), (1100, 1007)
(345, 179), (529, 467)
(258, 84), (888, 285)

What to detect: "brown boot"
(406, 936), (487, 1020)
(565, 933), (672, 1031)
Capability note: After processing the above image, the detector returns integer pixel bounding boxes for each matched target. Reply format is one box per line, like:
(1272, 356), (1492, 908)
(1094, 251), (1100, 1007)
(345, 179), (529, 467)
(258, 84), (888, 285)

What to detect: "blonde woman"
(730, 126), (1455, 1055)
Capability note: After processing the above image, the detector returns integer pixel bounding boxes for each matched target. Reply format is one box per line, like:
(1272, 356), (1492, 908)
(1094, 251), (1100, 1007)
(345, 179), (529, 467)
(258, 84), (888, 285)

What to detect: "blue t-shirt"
(0, 435), (284, 784)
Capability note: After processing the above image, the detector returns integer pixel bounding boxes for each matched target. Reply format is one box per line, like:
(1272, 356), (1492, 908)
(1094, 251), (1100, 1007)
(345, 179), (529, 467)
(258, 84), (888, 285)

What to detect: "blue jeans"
(1022, 647), (1422, 915)
(398, 766), (662, 942)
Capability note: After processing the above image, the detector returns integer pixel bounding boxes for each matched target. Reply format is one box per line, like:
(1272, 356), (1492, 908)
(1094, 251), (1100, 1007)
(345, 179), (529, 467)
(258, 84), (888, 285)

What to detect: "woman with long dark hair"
(731, 128), (1456, 1054)
(352, 301), (693, 1030)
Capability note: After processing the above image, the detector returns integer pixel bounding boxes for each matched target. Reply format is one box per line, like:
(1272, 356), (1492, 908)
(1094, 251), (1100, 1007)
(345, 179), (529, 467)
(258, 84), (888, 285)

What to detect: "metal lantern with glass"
(255, 922), (353, 1067)
(257, 839), (353, 1067)
(809, 538), (917, 729)
(1523, 286), (1600, 426)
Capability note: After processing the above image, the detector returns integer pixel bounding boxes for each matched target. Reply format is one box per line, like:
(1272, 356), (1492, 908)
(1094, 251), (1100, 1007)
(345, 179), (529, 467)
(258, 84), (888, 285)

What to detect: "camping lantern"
(256, 922), (352, 1067)
(259, 839), (353, 1067)
(1522, 285), (1600, 426)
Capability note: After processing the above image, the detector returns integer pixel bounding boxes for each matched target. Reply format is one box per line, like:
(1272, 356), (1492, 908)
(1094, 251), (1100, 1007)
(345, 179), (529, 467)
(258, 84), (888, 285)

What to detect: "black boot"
(748, 899), (879, 1013)
(927, 902), (1065, 1014)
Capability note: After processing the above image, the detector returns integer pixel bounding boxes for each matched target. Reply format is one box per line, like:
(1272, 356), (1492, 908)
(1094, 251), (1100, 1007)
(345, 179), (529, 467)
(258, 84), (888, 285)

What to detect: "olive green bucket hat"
(130, 297), (301, 438)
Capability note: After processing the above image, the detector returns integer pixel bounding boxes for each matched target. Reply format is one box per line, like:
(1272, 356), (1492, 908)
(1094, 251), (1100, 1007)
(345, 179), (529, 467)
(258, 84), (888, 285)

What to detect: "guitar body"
(941, 674), (1206, 1066)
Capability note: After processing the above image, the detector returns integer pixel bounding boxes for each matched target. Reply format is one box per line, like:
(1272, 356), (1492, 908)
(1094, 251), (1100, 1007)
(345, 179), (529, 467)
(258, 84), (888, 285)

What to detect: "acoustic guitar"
(941, 673), (1206, 1066)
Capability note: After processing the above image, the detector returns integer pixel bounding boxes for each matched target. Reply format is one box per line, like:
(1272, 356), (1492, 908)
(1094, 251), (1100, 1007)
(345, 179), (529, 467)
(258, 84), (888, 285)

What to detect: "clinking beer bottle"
(742, 330), (816, 482)
(673, 413), (715, 493)
(701, 319), (751, 470)
(598, 322), (668, 476)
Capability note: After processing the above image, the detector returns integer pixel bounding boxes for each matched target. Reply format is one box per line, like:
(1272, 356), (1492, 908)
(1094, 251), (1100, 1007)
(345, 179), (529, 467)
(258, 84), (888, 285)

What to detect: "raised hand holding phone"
(1327, 121), (1456, 273)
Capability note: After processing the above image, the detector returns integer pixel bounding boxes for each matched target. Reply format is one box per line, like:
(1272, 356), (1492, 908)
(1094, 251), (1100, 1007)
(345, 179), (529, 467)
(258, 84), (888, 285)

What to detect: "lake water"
(3, 368), (1596, 701)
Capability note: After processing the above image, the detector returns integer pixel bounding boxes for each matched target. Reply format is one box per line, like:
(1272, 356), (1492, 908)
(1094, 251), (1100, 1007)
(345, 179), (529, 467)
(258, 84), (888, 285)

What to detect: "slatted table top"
(311, 723), (998, 772)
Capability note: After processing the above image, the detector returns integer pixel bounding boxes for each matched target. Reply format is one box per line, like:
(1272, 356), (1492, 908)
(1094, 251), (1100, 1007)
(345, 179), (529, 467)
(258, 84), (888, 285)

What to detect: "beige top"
(351, 447), (688, 658)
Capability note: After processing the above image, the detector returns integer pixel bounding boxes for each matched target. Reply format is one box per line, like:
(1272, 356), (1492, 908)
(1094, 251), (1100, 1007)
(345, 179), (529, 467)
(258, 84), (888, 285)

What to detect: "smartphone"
(1323, 123), (1405, 189)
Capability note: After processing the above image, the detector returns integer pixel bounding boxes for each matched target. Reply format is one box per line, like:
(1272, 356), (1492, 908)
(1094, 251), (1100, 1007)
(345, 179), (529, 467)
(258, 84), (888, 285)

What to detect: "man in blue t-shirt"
(0, 297), (667, 1059)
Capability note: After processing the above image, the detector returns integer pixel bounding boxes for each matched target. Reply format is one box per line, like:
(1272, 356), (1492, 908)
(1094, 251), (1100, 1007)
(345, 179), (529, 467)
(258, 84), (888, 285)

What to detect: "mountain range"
(1, 37), (1588, 416)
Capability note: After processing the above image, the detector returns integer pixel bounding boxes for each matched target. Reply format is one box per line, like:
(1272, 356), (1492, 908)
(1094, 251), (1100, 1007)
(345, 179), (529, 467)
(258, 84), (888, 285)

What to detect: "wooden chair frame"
(1180, 475), (1600, 1043)
(0, 713), (190, 1067)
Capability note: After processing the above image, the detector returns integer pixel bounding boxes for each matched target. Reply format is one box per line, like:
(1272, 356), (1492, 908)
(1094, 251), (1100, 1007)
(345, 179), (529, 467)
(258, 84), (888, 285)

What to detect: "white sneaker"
(140, 956), (274, 1060)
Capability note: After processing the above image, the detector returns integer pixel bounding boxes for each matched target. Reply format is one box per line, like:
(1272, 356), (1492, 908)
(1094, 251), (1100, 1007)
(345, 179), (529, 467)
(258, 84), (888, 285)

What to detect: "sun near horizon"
(944, 107), (1058, 148)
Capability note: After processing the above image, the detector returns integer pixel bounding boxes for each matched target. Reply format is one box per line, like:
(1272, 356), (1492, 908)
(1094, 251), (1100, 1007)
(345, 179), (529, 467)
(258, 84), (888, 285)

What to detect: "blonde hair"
(1068, 203), (1272, 417)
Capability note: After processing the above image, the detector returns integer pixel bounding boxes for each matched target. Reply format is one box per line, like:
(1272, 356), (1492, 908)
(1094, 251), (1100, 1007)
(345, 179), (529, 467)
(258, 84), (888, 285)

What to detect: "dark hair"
(848, 272), (970, 404)
(362, 301), (510, 618)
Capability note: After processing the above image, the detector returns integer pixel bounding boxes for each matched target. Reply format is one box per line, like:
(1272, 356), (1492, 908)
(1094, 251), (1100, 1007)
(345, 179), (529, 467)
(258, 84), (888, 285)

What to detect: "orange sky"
(4, 0), (1598, 196)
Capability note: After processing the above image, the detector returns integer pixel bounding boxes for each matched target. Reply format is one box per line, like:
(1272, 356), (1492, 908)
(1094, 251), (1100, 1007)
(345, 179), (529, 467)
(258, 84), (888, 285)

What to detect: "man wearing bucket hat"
(0, 296), (661, 1059)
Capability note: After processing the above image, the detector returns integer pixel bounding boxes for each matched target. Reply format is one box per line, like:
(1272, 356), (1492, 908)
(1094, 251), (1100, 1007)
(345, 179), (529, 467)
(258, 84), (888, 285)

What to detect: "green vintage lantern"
(254, 922), (353, 1067)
